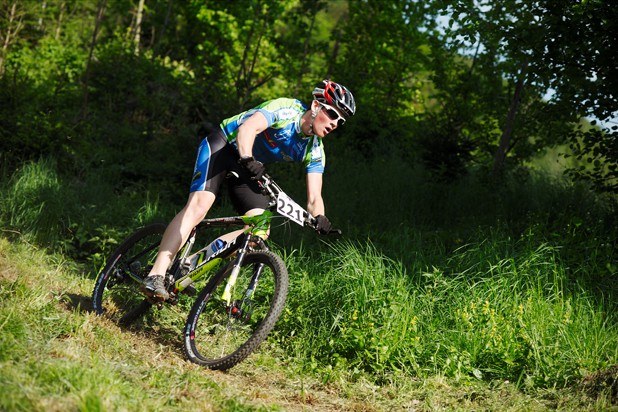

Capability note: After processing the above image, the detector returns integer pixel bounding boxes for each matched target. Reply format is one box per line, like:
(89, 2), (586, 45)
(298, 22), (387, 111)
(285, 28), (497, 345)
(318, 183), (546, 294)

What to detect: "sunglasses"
(320, 103), (346, 127)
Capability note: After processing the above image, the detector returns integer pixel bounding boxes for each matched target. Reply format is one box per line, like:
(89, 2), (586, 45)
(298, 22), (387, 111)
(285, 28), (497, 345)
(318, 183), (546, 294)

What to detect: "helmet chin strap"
(307, 105), (322, 136)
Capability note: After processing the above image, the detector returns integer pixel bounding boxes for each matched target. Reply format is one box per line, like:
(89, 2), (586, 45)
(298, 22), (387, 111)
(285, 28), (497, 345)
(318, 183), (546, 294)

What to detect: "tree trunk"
(152, 0), (174, 58)
(235, 1), (260, 106)
(326, 25), (342, 79)
(492, 57), (529, 177)
(235, 0), (273, 108)
(82, 0), (107, 116)
(134, 0), (145, 55)
(55, 2), (66, 40)
(0, 2), (24, 77)
(38, 2), (47, 31)
(293, 3), (318, 95)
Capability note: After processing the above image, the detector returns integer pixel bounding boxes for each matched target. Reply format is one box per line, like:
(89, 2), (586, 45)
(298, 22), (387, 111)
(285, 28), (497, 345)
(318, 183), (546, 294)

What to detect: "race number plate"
(277, 193), (306, 226)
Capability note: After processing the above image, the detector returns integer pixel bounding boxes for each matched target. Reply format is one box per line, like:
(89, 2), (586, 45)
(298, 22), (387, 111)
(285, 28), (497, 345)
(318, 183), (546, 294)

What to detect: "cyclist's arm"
(236, 111), (269, 158)
(306, 172), (325, 217)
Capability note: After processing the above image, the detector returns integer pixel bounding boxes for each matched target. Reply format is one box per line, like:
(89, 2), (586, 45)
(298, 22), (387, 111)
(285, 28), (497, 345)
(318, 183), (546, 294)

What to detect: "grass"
(1, 157), (617, 410)
(278, 239), (618, 388)
(1, 236), (615, 411)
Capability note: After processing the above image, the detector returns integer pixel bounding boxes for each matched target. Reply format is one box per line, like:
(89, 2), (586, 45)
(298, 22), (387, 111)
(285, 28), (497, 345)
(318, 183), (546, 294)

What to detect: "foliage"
(566, 122), (618, 193)
(276, 235), (617, 389)
(83, 38), (199, 197)
(2, 0), (617, 189)
(0, 37), (84, 172)
(0, 158), (170, 272)
(431, 0), (617, 181)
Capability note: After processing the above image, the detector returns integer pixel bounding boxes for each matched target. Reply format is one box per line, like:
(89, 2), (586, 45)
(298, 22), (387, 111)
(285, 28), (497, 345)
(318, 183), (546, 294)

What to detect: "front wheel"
(92, 223), (166, 325)
(183, 250), (288, 370)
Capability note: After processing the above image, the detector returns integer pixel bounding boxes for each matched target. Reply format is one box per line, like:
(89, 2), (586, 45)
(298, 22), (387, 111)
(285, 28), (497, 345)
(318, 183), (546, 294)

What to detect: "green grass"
(277, 239), (618, 389)
(1, 157), (617, 410)
(0, 158), (171, 271)
(0, 235), (612, 411)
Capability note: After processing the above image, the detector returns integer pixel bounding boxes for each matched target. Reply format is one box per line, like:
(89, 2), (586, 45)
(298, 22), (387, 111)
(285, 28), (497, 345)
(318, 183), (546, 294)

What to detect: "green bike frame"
(172, 211), (273, 300)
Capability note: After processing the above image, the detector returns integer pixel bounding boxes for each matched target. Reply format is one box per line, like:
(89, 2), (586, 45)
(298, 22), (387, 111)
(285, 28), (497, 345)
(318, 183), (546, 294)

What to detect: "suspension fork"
(220, 234), (252, 304)
(242, 263), (265, 302)
(243, 236), (268, 299)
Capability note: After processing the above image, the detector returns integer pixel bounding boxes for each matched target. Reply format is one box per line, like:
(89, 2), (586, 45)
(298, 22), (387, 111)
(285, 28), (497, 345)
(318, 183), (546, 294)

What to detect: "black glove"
(315, 214), (332, 234)
(238, 156), (265, 180)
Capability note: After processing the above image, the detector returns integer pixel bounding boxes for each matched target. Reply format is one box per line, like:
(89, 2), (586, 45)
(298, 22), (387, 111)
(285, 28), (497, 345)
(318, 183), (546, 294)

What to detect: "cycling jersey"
(220, 98), (325, 174)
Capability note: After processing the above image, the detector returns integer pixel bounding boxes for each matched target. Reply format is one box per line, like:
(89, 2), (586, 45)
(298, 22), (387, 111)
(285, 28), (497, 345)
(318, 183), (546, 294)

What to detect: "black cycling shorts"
(190, 130), (269, 214)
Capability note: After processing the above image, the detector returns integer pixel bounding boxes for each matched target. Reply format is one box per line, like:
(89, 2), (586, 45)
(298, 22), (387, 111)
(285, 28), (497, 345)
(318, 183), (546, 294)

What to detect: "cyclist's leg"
(143, 130), (231, 299)
(148, 190), (216, 276)
(214, 208), (269, 246)
(227, 173), (271, 241)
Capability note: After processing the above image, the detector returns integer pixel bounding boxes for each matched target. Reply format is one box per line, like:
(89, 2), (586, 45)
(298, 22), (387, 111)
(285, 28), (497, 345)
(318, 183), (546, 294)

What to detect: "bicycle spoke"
(184, 251), (288, 370)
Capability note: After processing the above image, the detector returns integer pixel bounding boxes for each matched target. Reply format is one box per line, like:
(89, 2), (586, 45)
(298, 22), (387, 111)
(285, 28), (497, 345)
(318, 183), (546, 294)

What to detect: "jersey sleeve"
(304, 136), (325, 174)
(257, 98), (302, 129)
(255, 107), (276, 126)
(220, 99), (288, 138)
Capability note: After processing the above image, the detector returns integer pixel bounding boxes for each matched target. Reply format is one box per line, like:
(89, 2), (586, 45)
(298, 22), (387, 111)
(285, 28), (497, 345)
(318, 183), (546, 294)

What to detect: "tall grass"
(0, 158), (66, 244)
(4, 237), (611, 411)
(278, 237), (618, 389)
(0, 158), (170, 271)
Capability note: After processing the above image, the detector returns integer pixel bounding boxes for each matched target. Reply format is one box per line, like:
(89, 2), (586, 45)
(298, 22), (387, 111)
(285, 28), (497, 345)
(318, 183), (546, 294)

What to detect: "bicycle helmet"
(312, 80), (356, 118)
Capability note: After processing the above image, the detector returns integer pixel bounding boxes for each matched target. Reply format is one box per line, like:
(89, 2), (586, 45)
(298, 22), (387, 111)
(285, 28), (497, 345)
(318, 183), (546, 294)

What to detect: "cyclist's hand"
(239, 156), (265, 180)
(314, 214), (332, 235)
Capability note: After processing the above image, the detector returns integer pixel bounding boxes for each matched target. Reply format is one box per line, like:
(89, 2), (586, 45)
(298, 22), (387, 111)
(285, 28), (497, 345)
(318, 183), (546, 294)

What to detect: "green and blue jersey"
(220, 98), (325, 174)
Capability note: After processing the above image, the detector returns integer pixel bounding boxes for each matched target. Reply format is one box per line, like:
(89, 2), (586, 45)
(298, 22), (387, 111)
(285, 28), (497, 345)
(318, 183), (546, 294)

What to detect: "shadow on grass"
(60, 292), (94, 312)
(60, 291), (189, 359)
(581, 365), (618, 405)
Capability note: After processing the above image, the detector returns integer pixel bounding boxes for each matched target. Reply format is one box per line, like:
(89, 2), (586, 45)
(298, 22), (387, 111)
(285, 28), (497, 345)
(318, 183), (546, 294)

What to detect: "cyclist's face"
(313, 102), (345, 137)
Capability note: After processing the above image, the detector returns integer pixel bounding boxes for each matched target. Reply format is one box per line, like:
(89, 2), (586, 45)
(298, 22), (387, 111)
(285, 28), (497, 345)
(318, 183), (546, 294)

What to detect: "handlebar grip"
(306, 216), (342, 236)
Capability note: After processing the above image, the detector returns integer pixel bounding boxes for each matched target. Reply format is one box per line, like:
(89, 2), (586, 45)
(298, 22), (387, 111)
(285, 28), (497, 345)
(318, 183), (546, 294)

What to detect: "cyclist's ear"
(310, 100), (320, 113)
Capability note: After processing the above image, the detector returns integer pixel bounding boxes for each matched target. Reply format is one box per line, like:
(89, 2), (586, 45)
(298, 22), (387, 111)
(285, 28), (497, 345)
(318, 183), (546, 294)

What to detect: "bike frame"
(169, 211), (273, 303)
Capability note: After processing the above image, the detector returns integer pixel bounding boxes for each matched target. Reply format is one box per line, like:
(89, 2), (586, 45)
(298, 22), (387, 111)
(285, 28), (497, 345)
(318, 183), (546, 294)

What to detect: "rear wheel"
(92, 223), (165, 325)
(183, 250), (288, 370)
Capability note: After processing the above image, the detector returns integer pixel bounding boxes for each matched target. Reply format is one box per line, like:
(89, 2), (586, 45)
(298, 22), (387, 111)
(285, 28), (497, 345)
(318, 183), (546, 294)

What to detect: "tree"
(82, 0), (107, 114)
(429, 0), (616, 183)
(273, 0), (329, 96)
(0, 2), (25, 76)
(333, 0), (436, 156)
(132, 0), (145, 55)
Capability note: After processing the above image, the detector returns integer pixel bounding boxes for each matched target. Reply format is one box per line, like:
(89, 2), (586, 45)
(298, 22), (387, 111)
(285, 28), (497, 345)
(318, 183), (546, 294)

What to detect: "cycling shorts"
(190, 130), (269, 214)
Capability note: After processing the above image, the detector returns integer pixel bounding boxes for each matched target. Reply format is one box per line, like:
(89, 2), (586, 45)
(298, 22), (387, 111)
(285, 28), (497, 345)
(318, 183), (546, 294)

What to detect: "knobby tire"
(92, 223), (166, 325)
(183, 250), (288, 370)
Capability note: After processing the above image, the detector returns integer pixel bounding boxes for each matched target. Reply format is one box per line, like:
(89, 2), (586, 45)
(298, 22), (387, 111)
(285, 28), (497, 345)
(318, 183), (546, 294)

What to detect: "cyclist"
(142, 80), (356, 300)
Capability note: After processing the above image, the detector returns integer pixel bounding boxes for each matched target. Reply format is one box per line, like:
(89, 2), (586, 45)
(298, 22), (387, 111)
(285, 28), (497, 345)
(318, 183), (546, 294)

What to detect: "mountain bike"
(92, 172), (338, 370)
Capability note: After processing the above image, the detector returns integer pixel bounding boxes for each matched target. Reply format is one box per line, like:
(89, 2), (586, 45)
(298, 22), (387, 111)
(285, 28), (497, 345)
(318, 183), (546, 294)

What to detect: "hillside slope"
(0, 237), (609, 411)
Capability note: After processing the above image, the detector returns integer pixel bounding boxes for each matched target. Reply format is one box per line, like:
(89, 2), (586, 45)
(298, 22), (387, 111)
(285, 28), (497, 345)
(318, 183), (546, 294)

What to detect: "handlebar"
(257, 173), (341, 236)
